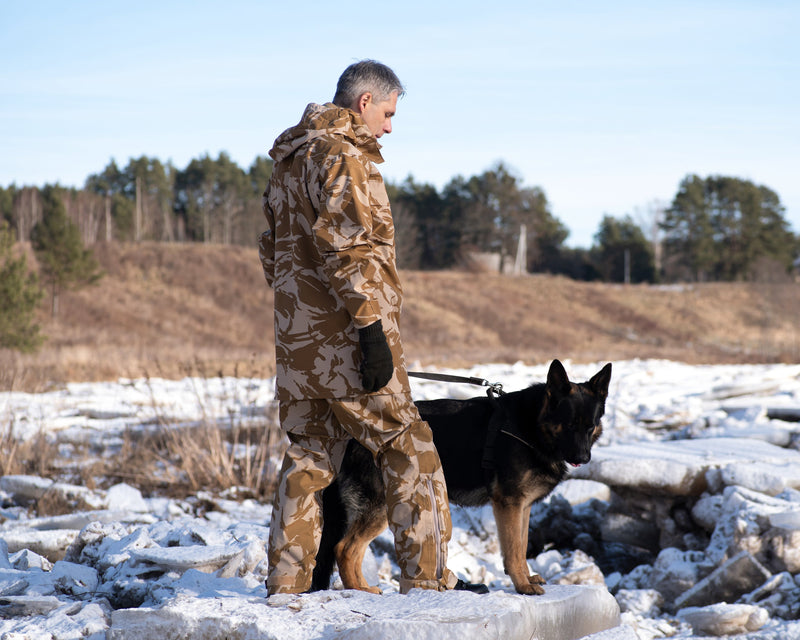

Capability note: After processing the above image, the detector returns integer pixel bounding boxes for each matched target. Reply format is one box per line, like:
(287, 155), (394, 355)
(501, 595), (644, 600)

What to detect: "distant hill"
(3, 242), (799, 391)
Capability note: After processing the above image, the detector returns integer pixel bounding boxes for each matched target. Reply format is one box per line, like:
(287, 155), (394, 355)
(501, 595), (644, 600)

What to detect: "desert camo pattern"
(259, 102), (410, 404)
(266, 394), (457, 594)
(260, 102), (457, 593)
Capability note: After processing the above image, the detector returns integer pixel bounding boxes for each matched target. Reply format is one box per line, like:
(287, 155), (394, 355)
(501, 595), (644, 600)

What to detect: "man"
(258, 60), (486, 595)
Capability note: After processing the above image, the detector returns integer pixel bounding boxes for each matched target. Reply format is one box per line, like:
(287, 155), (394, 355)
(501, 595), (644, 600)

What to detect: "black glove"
(358, 320), (394, 392)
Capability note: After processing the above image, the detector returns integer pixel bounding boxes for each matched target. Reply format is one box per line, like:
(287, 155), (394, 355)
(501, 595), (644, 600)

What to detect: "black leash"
(407, 371), (505, 397)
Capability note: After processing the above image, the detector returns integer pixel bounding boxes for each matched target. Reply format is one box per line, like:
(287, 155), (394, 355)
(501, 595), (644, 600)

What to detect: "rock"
(550, 561), (606, 587)
(764, 528), (800, 573)
(0, 475), (56, 500)
(218, 541), (267, 579)
(3, 509), (154, 532)
(615, 589), (663, 617)
(553, 479), (612, 505)
(10, 548), (53, 571)
(673, 550), (771, 610)
(691, 494), (724, 532)
(0, 594), (68, 617)
(0, 570), (28, 597)
(600, 513), (660, 552)
(741, 572), (800, 620)
(540, 550), (606, 587)
(0, 538), (10, 569)
(0, 474), (103, 507)
(0, 528), (80, 562)
(704, 485), (795, 565)
(107, 483), (149, 513)
(648, 548), (706, 605)
(677, 603), (769, 636)
(51, 560), (100, 596)
(769, 509), (800, 529)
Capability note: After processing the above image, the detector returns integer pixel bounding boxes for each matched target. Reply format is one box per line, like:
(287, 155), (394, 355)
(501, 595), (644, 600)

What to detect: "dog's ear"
(546, 359), (572, 397)
(589, 363), (612, 398)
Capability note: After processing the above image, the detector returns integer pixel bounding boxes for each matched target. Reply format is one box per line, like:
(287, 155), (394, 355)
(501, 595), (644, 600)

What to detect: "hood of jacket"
(269, 102), (384, 165)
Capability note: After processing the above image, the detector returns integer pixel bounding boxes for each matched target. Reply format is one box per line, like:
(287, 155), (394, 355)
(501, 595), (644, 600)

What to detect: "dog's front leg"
(492, 500), (545, 595)
(519, 503), (545, 589)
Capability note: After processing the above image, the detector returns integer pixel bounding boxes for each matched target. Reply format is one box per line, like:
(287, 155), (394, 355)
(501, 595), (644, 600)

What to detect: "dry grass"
(102, 420), (286, 500)
(3, 242), (800, 393)
(0, 424), (60, 479)
(5, 239), (800, 367)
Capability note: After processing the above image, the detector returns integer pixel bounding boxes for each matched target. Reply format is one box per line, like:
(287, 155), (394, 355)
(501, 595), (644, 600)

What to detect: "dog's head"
(540, 359), (612, 467)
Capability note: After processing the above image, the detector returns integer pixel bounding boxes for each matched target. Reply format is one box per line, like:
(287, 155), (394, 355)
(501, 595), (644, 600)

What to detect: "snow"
(3, 359), (800, 638)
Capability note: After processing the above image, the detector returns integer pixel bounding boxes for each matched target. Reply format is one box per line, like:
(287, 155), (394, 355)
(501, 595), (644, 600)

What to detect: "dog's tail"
(311, 482), (348, 591)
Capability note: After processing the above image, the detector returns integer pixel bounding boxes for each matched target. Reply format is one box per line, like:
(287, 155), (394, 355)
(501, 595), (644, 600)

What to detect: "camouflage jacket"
(259, 102), (411, 402)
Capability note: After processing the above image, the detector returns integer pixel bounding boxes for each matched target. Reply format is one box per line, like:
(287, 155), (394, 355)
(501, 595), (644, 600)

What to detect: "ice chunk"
(129, 544), (246, 574)
(1, 528), (80, 562)
(677, 603), (768, 636)
(582, 625), (640, 640)
(573, 438), (800, 496)
(552, 478), (612, 505)
(674, 551), (771, 610)
(0, 538), (10, 570)
(109, 585), (620, 640)
(107, 483), (149, 513)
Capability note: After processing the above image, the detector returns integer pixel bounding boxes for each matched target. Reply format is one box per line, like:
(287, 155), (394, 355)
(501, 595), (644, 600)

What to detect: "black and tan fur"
(311, 359), (612, 595)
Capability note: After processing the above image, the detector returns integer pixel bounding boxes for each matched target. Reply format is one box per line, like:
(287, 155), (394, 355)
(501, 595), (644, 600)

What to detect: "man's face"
(359, 91), (398, 138)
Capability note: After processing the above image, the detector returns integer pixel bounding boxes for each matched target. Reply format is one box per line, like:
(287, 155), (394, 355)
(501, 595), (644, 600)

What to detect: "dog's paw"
(361, 585), (382, 595)
(529, 573), (546, 585)
(515, 581), (546, 595)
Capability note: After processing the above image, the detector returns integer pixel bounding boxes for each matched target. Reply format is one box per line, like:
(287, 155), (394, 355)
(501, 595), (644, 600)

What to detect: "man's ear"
(355, 92), (372, 114)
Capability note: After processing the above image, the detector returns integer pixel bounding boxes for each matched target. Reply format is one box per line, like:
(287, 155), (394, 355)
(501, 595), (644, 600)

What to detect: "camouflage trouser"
(266, 393), (458, 595)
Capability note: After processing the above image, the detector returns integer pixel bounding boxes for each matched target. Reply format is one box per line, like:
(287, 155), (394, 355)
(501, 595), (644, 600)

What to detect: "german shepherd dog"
(311, 359), (612, 595)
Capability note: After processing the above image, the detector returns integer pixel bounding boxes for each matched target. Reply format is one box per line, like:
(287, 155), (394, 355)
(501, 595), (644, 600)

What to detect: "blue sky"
(2, 1), (798, 247)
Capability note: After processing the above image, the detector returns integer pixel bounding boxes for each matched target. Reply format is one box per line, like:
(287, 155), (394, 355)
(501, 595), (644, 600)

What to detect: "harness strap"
(407, 371), (514, 473)
(481, 388), (504, 473)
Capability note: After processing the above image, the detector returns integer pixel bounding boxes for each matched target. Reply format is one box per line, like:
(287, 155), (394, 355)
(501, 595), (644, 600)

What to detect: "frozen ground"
(2, 359), (800, 639)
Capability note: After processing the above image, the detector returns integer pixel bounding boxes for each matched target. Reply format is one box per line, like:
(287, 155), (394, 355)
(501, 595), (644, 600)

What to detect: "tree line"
(1, 153), (798, 284)
(2, 153), (798, 353)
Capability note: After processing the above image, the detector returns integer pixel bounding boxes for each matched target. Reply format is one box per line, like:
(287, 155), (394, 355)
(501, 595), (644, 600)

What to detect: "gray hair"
(332, 60), (405, 107)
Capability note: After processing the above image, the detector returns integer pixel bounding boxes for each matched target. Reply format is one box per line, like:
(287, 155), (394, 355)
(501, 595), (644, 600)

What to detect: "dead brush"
(102, 363), (286, 500)
(104, 418), (285, 500)
(0, 422), (59, 479)
(0, 357), (286, 505)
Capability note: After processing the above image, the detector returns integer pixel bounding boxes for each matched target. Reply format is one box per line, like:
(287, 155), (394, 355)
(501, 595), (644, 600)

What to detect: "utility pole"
(624, 248), (631, 285)
(135, 176), (142, 242)
(513, 224), (527, 275)
(105, 194), (112, 242)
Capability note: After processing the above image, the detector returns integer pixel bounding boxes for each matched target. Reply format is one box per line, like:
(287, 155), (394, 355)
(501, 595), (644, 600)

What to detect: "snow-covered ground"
(3, 359), (800, 639)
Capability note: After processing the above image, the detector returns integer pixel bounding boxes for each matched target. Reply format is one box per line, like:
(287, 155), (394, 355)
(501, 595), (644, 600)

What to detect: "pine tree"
(0, 221), (44, 352)
(31, 186), (103, 318)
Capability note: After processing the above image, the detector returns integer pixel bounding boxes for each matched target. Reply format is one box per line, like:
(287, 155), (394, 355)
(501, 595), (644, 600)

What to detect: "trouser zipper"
(426, 477), (444, 580)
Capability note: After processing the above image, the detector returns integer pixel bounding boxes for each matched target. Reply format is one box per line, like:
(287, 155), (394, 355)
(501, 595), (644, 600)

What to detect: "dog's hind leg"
(335, 509), (388, 594)
(493, 500), (545, 595)
(311, 485), (347, 592)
